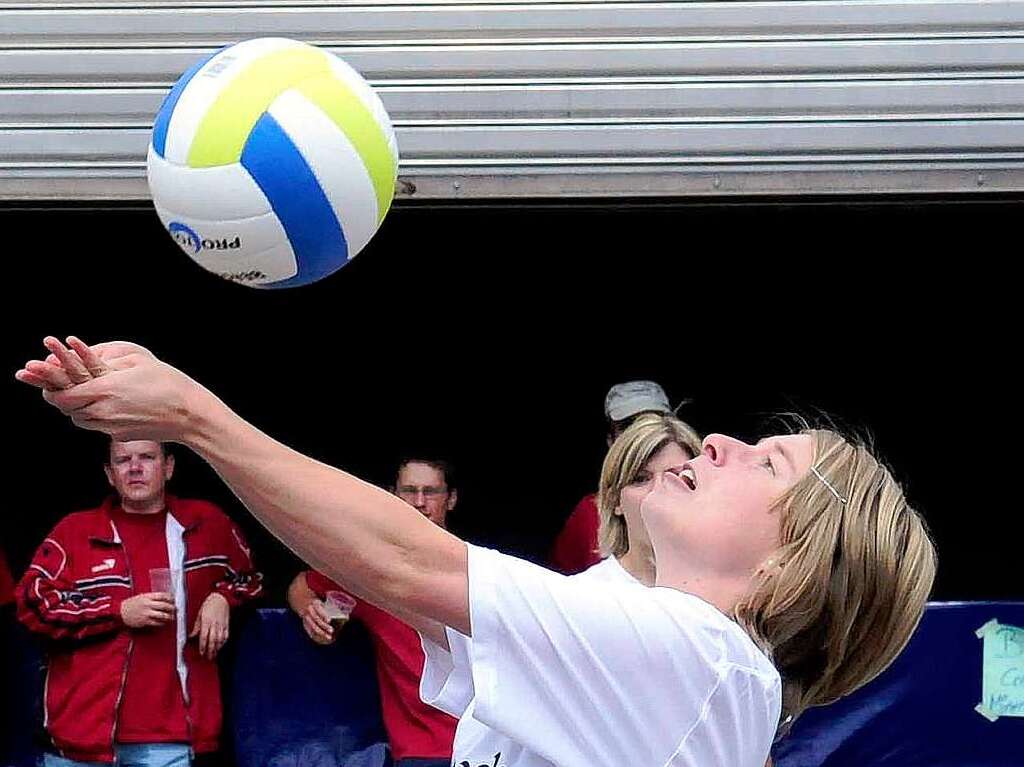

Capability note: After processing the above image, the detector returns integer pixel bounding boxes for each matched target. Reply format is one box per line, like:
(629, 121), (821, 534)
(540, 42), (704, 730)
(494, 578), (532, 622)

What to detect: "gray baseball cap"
(604, 381), (673, 422)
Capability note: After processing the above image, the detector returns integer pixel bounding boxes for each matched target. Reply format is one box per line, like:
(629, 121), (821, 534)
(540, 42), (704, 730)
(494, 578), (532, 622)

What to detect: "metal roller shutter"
(3, 0), (1024, 199)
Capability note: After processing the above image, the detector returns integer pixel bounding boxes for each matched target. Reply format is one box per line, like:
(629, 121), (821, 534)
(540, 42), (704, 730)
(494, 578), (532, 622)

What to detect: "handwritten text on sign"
(976, 619), (1024, 721)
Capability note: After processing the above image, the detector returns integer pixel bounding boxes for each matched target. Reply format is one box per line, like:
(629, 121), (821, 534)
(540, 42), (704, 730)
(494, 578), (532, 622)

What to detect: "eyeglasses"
(396, 485), (449, 498)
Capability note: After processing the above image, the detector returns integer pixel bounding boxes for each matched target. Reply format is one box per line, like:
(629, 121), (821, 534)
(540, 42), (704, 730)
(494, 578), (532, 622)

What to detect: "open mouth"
(668, 463), (698, 491)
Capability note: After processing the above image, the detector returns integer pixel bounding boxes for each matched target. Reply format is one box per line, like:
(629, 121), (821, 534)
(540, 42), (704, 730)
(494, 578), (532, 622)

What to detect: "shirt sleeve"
(210, 514), (263, 607)
(16, 521), (126, 641)
(419, 625), (476, 719)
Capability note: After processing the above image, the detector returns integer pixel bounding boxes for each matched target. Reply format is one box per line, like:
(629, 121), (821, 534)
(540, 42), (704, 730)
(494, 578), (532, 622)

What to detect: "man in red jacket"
(17, 439), (263, 767)
(288, 456), (459, 767)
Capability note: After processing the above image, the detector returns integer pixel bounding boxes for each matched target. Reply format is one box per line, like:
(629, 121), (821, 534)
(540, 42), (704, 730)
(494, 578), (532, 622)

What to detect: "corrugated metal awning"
(3, 0), (1024, 199)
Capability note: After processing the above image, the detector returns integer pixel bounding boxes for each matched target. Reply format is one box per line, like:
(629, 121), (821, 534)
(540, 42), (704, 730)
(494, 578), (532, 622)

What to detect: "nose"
(411, 491), (427, 508)
(701, 434), (754, 466)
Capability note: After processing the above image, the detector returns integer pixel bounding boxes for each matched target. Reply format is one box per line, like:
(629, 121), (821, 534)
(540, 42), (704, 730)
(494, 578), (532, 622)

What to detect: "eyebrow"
(776, 443), (796, 475)
(757, 438), (796, 476)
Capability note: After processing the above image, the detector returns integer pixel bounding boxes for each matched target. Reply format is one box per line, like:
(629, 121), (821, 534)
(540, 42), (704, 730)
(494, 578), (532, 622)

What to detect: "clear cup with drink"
(323, 590), (357, 631)
(149, 567), (173, 598)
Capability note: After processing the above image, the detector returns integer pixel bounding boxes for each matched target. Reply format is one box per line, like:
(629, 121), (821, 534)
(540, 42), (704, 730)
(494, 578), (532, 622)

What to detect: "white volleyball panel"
(147, 147), (272, 221)
(153, 203), (298, 285)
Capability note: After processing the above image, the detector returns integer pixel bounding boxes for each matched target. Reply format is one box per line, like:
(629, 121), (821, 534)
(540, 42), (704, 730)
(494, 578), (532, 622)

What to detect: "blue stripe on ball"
(151, 49), (221, 159)
(240, 112), (349, 289)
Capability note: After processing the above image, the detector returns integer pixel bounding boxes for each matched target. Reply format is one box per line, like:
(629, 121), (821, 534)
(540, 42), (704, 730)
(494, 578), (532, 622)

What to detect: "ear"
(103, 464), (115, 488)
(446, 489), (458, 512)
(164, 453), (176, 482)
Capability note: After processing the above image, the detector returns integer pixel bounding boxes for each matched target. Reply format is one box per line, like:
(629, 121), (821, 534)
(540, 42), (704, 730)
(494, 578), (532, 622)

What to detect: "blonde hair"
(734, 429), (937, 731)
(597, 413), (702, 558)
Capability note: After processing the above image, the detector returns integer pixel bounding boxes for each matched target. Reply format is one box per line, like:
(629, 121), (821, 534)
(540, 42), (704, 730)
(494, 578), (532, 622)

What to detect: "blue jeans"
(43, 743), (192, 767)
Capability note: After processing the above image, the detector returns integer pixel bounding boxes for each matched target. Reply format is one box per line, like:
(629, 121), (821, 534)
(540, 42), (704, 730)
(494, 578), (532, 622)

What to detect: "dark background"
(1, 196), (1015, 602)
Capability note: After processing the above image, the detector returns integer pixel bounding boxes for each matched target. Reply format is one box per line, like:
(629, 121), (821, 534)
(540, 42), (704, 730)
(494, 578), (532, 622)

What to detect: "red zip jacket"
(16, 496), (262, 763)
(0, 547), (14, 606)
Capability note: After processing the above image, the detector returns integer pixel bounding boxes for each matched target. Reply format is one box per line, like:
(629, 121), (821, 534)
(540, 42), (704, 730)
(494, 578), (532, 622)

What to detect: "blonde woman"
(18, 337), (937, 767)
(592, 412), (702, 586)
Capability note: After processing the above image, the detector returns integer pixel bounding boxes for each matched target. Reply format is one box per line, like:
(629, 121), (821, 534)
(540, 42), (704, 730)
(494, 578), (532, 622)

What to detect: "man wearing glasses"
(287, 456), (458, 767)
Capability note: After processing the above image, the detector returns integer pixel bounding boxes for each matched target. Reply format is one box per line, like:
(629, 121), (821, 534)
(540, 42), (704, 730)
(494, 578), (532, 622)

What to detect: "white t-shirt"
(570, 554), (643, 587)
(420, 546), (781, 767)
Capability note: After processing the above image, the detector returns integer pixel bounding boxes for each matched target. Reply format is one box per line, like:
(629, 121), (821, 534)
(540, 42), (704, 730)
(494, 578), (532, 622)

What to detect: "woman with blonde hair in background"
(585, 411), (703, 586)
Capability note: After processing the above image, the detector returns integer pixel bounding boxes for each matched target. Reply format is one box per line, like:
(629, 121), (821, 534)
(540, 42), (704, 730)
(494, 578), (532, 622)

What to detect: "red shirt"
(548, 493), (602, 575)
(0, 548), (14, 606)
(306, 571), (456, 760)
(111, 506), (190, 745)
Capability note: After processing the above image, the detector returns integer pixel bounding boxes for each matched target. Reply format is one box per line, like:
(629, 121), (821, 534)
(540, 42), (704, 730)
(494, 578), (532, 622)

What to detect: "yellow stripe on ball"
(296, 73), (397, 225)
(187, 46), (331, 168)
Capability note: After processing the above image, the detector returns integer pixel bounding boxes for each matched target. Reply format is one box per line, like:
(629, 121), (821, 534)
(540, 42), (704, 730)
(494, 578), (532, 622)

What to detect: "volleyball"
(146, 38), (399, 288)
